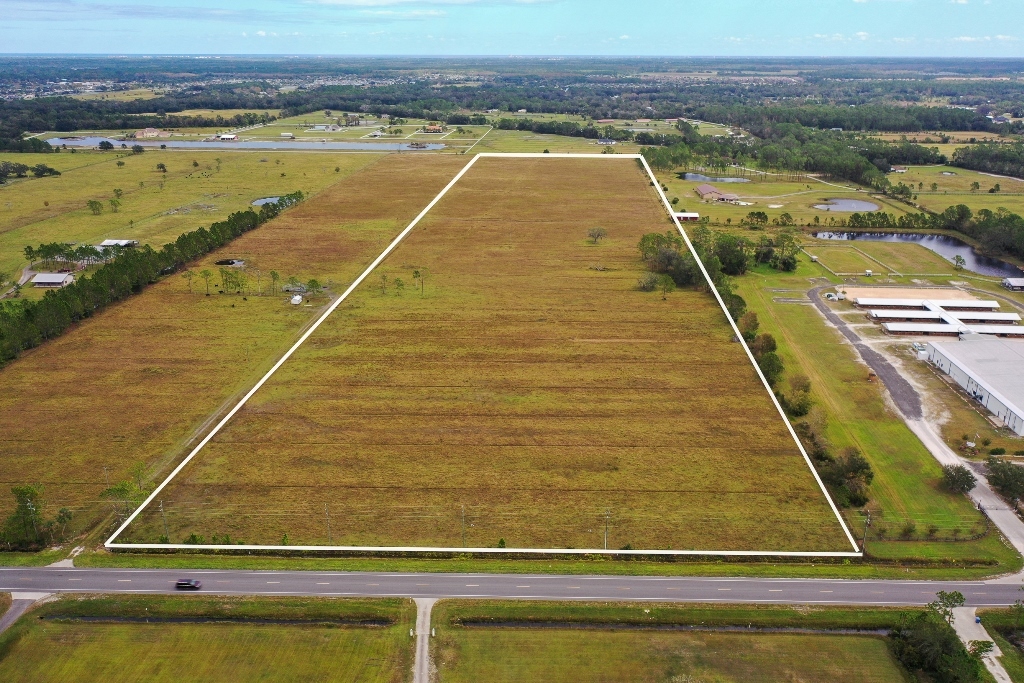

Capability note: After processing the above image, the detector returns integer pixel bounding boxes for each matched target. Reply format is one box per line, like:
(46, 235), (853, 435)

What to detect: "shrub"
(942, 464), (977, 493)
(900, 520), (917, 539)
(990, 447), (1006, 455)
(889, 612), (982, 683)
(637, 272), (659, 291)
(988, 456), (1024, 500)
(819, 448), (874, 508)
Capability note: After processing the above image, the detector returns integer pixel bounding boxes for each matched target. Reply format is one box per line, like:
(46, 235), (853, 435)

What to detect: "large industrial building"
(927, 339), (1024, 436)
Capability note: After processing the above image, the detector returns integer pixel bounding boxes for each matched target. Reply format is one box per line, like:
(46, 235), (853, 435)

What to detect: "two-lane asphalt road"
(3, 567), (1024, 606)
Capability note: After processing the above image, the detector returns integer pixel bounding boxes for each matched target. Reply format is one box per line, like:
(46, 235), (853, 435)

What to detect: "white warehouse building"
(927, 339), (1024, 436)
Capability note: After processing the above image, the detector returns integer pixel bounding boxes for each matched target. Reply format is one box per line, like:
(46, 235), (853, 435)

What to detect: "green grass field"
(0, 154), (468, 533)
(123, 156), (852, 552)
(0, 595), (413, 683)
(433, 601), (912, 683)
(802, 240), (957, 275)
(734, 257), (1014, 567)
(0, 149), (381, 279)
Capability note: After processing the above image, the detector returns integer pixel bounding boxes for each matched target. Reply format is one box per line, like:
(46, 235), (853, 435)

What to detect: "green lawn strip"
(976, 610), (1024, 682)
(22, 593), (411, 623)
(434, 599), (920, 630)
(0, 595), (414, 683)
(67, 550), (1016, 580)
(0, 550), (65, 567)
(433, 601), (913, 683)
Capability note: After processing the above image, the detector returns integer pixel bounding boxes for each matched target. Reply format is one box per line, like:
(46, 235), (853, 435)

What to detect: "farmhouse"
(927, 338), (1024, 436)
(32, 273), (74, 288)
(694, 184), (723, 200)
(1003, 277), (1024, 291)
(134, 127), (171, 138)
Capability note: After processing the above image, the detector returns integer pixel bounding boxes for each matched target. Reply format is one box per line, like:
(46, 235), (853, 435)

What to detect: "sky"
(2, 0), (1023, 57)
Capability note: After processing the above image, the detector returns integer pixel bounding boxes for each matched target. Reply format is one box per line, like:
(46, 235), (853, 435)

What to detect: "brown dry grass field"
(125, 156), (853, 552)
(0, 155), (468, 530)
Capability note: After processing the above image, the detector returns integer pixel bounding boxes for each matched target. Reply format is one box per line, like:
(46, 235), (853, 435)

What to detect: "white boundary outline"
(106, 152), (861, 557)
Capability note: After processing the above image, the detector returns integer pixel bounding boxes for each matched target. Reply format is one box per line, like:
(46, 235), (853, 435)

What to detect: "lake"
(813, 198), (880, 212)
(682, 173), (751, 183)
(813, 231), (1024, 277)
(46, 136), (444, 152)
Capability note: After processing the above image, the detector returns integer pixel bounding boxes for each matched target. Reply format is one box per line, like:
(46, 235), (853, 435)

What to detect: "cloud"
(855, 31), (869, 40)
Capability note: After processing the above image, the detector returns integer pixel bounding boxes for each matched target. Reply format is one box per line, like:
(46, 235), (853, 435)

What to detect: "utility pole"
(160, 500), (169, 540)
(461, 505), (466, 548)
(862, 511), (871, 551)
(325, 503), (332, 545)
(604, 509), (610, 550)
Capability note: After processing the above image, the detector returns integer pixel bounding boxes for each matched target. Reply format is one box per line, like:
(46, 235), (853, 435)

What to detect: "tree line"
(0, 191), (303, 366)
(952, 142), (1024, 181)
(842, 204), (1024, 262)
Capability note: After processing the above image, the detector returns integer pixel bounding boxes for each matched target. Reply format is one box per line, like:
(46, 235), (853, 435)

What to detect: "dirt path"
(808, 286), (923, 419)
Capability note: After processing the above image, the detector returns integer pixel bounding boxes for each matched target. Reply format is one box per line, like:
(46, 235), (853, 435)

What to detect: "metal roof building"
(31, 273), (74, 288)
(927, 339), (1024, 435)
(854, 297), (1000, 311)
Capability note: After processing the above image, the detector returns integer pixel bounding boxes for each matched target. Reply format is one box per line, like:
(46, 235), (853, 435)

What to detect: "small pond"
(252, 197), (280, 206)
(813, 231), (1024, 278)
(814, 198), (880, 212)
(683, 172), (751, 183)
(47, 136), (444, 152)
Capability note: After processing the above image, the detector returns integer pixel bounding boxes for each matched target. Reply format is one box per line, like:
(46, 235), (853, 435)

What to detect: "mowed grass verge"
(735, 259), (1012, 566)
(0, 154), (468, 531)
(128, 156), (853, 552)
(433, 601), (912, 683)
(0, 594), (413, 683)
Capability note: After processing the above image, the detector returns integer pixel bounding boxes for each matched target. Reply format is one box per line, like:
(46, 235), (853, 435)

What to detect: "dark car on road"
(175, 579), (202, 590)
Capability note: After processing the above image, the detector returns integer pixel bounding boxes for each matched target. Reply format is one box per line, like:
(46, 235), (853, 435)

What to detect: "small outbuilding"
(98, 239), (139, 248)
(290, 295), (303, 305)
(32, 273), (74, 288)
(1003, 277), (1024, 291)
(674, 212), (700, 222)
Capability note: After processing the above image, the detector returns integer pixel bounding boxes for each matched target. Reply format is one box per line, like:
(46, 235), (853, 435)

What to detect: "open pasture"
(0, 595), (413, 683)
(125, 155), (852, 552)
(0, 149), (381, 278)
(471, 129), (638, 154)
(801, 245), (883, 274)
(0, 154), (467, 529)
(802, 239), (956, 275)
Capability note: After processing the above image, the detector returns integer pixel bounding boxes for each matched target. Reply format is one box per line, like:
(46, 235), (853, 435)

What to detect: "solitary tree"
(941, 463), (976, 493)
(953, 255), (966, 270)
(930, 182), (938, 192)
(200, 269), (213, 295)
(306, 279), (322, 295)
(394, 278), (405, 296)
(269, 270), (280, 294)
(970, 181), (980, 192)
(588, 227), (608, 244)
(928, 590), (965, 626)
(113, 188), (123, 199)
(658, 274), (676, 300)
(192, 160), (199, 168)
(413, 268), (428, 296)
(86, 199), (103, 215)
(380, 272), (388, 294)
(181, 269), (195, 293)
(108, 198), (121, 213)
(156, 163), (167, 173)
(116, 160), (125, 168)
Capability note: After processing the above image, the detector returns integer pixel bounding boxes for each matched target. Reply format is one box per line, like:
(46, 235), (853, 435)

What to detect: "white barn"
(927, 339), (1024, 436)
